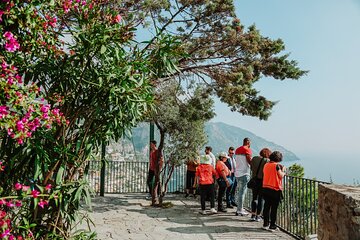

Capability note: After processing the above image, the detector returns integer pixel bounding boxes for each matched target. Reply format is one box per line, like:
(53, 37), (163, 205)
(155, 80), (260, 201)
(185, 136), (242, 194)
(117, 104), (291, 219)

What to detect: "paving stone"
(77, 193), (295, 239)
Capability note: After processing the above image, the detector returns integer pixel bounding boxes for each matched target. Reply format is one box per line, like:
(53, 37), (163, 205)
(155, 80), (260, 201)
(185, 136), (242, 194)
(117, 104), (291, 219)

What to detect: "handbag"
(247, 158), (264, 189)
(218, 176), (233, 188)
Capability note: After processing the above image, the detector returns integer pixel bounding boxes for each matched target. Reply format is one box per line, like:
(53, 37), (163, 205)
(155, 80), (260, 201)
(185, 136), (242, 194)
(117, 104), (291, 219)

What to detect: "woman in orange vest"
(261, 151), (286, 232)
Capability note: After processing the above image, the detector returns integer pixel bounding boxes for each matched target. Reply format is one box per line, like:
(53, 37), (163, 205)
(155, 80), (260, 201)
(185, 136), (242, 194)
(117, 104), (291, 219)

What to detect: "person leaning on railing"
(261, 151), (286, 232)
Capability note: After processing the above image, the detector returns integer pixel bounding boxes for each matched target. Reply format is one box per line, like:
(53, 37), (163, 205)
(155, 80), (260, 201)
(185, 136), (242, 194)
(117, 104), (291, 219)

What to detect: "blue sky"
(213, 0), (360, 162)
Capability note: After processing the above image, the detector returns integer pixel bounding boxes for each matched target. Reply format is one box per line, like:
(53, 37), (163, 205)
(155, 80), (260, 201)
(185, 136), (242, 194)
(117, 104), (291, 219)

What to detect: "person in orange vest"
(194, 155), (218, 215)
(261, 151), (286, 232)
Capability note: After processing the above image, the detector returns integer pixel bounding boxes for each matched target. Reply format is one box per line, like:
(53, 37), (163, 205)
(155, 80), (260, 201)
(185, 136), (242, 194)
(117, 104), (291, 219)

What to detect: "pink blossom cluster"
(2, 32), (20, 52)
(0, 181), (54, 239)
(0, 61), (67, 144)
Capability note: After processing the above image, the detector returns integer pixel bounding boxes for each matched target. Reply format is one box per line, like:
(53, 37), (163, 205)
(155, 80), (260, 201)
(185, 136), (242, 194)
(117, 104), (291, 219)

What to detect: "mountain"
(205, 122), (299, 162)
(109, 122), (299, 162)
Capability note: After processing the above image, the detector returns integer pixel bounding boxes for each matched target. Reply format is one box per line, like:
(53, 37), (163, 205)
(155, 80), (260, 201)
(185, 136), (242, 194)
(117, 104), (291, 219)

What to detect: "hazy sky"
(213, 0), (360, 159)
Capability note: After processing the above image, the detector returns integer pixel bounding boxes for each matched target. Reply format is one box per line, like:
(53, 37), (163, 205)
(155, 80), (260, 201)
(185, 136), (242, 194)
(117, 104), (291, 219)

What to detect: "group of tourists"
(147, 138), (286, 232)
(184, 138), (287, 232)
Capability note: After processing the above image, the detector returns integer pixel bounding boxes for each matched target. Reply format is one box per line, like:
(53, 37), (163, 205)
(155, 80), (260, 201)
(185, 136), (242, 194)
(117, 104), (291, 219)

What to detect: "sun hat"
(200, 154), (212, 164)
(218, 152), (229, 159)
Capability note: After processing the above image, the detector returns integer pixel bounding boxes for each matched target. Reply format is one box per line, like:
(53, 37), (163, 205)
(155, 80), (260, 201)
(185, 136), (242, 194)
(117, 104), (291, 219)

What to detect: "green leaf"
(56, 165), (65, 185)
(100, 45), (106, 54)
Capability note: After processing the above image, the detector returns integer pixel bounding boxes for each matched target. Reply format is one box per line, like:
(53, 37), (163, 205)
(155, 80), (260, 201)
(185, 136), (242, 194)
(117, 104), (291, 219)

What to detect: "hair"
(269, 151), (283, 163)
(205, 146), (212, 151)
(259, 148), (272, 158)
(243, 137), (250, 145)
(150, 140), (157, 146)
(228, 146), (235, 151)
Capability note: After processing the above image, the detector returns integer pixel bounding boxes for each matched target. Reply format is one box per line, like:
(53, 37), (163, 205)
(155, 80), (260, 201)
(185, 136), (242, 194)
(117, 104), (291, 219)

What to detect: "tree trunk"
(151, 122), (165, 206)
(159, 163), (175, 206)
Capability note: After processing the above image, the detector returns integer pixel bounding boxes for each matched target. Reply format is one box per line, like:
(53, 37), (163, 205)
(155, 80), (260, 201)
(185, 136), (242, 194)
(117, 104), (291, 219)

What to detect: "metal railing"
(245, 175), (329, 239)
(86, 161), (328, 239)
(86, 161), (186, 194)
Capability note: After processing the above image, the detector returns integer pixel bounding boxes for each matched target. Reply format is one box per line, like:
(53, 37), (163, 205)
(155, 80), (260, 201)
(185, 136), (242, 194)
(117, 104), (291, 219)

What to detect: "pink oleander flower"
(6, 201), (15, 208)
(17, 138), (23, 145)
(0, 210), (6, 219)
(14, 182), (22, 190)
(114, 14), (122, 23)
(15, 200), (22, 207)
(0, 199), (7, 205)
(3, 31), (20, 52)
(22, 185), (30, 192)
(0, 229), (10, 238)
(38, 199), (48, 208)
(0, 10), (4, 22)
(31, 190), (40, 198)
(9, 235), (15, 240)
(0, 106), (8, 118)
(3, 31), (13, 40)
(40, 104), (50, 113)
(16, 120), (25, 131)
(45, 184), (52, 191)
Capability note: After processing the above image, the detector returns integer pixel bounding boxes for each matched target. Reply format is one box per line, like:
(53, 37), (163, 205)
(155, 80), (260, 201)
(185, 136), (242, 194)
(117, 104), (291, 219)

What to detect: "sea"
(283, 153), (360, 185)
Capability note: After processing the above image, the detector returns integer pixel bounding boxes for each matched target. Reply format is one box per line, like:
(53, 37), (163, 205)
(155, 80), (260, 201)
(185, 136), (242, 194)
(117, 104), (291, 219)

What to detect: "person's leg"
(225, 183), (232, 207)
(256, 187), (264, 216)
(189, 171), (196, 195)
(199, 185), (207, 210)
(147, 170), (154, 196)
(230, 176), (237, 206)
(209, 183), (215, 209)
(262, 189), (271, 228)
(217, 183), (227, 211)
(269, 190), (281, 229)
(185, 170), (191, 197)
(235, 175), (250, 214)
(251, 187), (259, 218)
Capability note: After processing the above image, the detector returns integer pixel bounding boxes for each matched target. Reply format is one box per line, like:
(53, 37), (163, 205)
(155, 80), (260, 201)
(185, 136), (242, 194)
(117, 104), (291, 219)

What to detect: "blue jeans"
(235, 175), (250, 212)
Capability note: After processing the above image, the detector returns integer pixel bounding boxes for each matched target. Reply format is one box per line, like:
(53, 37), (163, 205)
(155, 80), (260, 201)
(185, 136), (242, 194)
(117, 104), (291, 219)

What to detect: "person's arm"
(245, 154), (252, 164)
(193, 176), (199, 188)
(277, 165), (286, 178)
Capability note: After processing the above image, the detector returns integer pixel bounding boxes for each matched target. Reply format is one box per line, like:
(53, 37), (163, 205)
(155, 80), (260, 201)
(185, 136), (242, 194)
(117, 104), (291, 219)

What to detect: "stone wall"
(318, 184), (360, 240)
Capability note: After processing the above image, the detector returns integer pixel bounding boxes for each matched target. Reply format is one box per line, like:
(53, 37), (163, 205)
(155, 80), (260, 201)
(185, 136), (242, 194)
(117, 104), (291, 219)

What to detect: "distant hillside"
(205, 122), (299, 162)
(111, 122), (299, 162)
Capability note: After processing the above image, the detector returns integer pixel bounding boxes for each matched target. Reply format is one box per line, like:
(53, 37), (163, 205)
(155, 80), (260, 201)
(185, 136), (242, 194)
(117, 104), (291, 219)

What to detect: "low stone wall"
(318, 184), (360, 240)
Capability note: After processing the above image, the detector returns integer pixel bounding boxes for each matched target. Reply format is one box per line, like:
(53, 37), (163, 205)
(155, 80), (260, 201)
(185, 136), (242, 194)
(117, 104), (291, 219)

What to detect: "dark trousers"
(226, 174), (237, 205)
(262, 188), (282, 227)
(217, 180), (227, 210)
(147, 170), (155, 195)
(251, 185), (264, 215)
(186, 170), (196, 193)
(199, 184), (215, 210)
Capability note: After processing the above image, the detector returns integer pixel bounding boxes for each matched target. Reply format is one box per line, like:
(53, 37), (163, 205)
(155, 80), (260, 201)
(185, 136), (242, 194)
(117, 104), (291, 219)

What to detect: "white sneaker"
(239, 210), (249, 216)
(199, 210), (207, 215)
(210, 208), (217, 214)
(262, 225), (269, 230)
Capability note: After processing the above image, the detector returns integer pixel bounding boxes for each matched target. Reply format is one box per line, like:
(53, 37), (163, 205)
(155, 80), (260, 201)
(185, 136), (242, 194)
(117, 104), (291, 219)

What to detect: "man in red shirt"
(147, 140), (163, 198)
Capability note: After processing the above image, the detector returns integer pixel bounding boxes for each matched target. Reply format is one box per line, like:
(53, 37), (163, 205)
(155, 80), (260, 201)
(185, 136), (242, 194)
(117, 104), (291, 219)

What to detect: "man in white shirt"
(234, 138), (252, 216)
(205, 146), (216, 168)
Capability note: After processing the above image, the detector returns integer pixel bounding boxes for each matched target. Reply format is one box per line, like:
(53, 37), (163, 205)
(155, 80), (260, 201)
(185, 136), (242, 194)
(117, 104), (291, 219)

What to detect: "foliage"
(123, 0), (307, 120)
(149, 81), (215, 205)
(128, 0), (307, 205)
(287, 163), (305, 177)
(0, 0), (163, 238)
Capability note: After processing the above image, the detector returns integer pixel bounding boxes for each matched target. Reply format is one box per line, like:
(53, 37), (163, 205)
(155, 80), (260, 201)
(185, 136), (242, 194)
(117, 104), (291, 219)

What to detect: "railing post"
(100, 142), (106, 197)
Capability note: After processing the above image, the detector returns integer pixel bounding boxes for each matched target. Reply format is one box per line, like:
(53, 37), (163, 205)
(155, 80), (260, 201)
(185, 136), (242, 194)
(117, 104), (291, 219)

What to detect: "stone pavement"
(79, 193), (295, 240)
